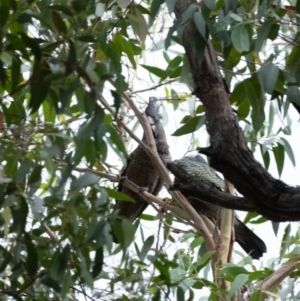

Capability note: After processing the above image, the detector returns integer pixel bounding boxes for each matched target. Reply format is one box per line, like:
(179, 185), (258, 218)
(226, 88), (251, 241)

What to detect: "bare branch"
(259, 256), (300, 295)
(130, 79), (177, 95)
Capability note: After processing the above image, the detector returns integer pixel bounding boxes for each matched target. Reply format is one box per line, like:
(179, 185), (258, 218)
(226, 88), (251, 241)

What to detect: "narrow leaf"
(24, 232), (39, 277)
(140, 64), (167, 79)
(279, 137), (296, 166)
(105, 187), (134, 202)
(231, 24), (250, 53)
(229, 274), (249, 297)
(273, 143), (285, 177)
(172, 115), (206, 136)
(257, 63), (279, 94)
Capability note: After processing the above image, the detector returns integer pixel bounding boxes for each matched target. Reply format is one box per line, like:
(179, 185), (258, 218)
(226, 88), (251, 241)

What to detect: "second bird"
(169, 155), (267, 260)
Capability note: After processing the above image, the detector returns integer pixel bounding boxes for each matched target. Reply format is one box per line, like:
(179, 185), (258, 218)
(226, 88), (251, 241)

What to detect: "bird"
(112, 97), (171, 238)
(168, 155), (267, 259)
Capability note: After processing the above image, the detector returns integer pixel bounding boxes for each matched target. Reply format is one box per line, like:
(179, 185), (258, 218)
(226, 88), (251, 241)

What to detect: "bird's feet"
(138, 186), (149, 193)
(119, 175), (128, 182)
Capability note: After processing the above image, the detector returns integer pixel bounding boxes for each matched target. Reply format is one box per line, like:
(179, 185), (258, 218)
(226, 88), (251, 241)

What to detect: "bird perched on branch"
(113, 97), (171, 237)
(168, 155), (267, 259)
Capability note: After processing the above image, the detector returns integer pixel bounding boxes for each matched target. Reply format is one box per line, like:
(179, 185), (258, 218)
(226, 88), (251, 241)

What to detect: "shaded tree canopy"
(1, 0), (300, 300)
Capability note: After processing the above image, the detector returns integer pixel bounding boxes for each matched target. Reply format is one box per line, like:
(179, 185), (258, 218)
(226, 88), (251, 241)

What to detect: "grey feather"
(172, 155), (267, 259)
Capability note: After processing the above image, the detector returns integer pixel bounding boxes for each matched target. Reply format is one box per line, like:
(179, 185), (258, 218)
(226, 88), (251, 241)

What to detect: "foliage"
(0, 0), (300, 300)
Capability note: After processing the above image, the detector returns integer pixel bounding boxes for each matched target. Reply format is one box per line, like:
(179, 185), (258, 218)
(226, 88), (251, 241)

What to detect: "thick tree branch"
(174, 0), (300, 222)
(167, 162), (255, 211)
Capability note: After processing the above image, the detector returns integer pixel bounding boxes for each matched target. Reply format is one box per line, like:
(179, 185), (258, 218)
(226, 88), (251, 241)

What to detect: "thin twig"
(42, 223), (59, 243)
(130, 79), (177, 95)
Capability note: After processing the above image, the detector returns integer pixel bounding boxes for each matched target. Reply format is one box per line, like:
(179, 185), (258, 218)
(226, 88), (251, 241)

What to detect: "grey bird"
(113, 97), (171, 229)
(169, 155), (267, 259)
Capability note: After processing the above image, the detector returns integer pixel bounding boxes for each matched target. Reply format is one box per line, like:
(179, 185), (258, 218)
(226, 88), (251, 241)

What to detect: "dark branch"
(174, 0), (300, 222)
(167, 162), (255, 212)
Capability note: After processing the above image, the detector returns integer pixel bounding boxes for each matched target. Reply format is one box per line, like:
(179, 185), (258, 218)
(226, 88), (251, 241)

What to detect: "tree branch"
(99, 93), (216, 253)
(167, 161), (255, 212)
(257, 256), (300, 298)
(174, 0), (300, 222)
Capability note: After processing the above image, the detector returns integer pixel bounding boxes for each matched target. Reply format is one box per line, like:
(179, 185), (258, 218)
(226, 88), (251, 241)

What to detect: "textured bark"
(174, 0), (300, 222)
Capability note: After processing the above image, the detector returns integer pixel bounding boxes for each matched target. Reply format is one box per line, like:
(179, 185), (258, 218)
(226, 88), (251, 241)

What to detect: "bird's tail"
(234, 219), (267, 259)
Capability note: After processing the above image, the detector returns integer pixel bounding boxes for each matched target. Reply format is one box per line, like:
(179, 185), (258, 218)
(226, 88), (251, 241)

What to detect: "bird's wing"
(173, 157), (224, 190)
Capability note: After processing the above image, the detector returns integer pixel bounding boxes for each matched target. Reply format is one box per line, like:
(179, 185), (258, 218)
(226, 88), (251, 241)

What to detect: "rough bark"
(174, 0), (300, 222)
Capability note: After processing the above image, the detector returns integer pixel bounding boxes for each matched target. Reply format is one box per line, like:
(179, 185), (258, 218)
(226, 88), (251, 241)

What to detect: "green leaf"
(140, 235), (155, 261)
(237, 99), (250, 119)
(257, 63), (279, 94)
(165, 19), (180, 50)
(115, 73), (128, 95)
(149, 0), (164, 27)
(279, 137), (296, 166)
(226, 47), (241, 68)
(43, 99), (56, 123)
(0, 2), (9, 27)
(16, 158), (32, 184)
(6, 99), (26, 126)
(51, 11), (67, 34)
(280, 223), (291, 258)
(113, 219), (136, 249)
(92, 247), (104, 278)
(61, 270), (72, 298)
(273, 143), (284, 177)
(29, 82), (49, 114)
(24, 232), (39, 277)
(287, 86), (300, 106)
(228, 274), (249, 297)
(140, 64), (167, 79)
(170, 267), (186, 283)
(121, 36), (136, 69)
(272, 221), (280, 237)
(11, 57), (21, 93)
(72, 173), (99, 190)
(106, 124), (127, 157)
(261, 146), (270, 170)
(50, 245), (70, 281)
(177, 287), (185, 300)
(42, 277), (61, 292)
(19, 33), (42, 60)
(172, 115), (206, 136)
(267, 102), (274, 136)
(191, 251), (215, 273)
(231, 24), (250, 53)
(255, 19), (272, 52)
(193, 11), (206, 40)
(28, 165), (43, 185)
(128, 7), (148, 43)
(78, 106), (104, 138)
(0, 60), (6, 86)
(105, 187), (134, 202)
(67, 39), (77, 69)
(250, 290), (265, 301)
(166, 0), (176, 14)
(0, 246), (12, 273)
(166, 56), (182, 75)
(140, 213), (156, 221)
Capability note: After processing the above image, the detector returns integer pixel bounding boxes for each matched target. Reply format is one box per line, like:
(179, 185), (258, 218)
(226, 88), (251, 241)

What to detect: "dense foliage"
(1, 0), (300, 300)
